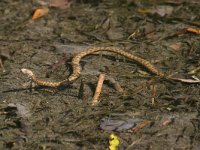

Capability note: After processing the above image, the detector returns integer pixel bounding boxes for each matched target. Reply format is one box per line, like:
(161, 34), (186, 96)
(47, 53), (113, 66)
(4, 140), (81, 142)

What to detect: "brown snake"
(21, 47), (165, 87)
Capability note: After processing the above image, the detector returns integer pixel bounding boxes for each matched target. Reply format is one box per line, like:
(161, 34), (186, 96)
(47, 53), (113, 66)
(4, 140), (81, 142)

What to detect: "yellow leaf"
(109, 133), (119, 150)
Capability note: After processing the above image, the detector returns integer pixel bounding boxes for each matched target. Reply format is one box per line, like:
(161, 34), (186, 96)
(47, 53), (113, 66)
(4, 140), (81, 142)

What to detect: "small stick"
(92, 73), (105, 106)
(150, 84), (157, 105)
(0, 58), (6, 72)
(126, 137), (142, 150)
(188, 66), (200, 75)
(160, 116), (175, 126)
(106, 76), (124, 93)
(130, 120), (151, 133)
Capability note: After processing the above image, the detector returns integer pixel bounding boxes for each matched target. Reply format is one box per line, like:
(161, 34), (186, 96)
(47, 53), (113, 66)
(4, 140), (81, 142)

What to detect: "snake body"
(21, 47), (165, 87)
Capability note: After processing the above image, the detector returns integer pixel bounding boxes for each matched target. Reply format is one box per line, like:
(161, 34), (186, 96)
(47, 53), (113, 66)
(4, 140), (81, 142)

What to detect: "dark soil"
(0, 0), (200, 149)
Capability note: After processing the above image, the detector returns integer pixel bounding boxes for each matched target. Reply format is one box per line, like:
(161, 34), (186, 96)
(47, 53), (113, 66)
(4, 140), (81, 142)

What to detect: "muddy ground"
(0, 0), (200, 149)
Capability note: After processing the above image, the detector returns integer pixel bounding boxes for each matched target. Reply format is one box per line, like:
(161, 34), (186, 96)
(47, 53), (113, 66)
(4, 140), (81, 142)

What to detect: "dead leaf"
(138, 5), (173, 17)
(169, 42), (182, 51)
(164, 0), (200, 5)
(137, 8), (151, 15)
(151, 5), (174, 17)
(160, 117), (175, 126)
(49, 0), (73, 9)
(32, 7), (49, 20)
(186, 27), (200, 34)
(37, 0), (73, 9)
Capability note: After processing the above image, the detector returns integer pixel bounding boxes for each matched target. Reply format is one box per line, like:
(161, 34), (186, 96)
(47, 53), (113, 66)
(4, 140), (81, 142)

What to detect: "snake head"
(21, 68), (34, 78)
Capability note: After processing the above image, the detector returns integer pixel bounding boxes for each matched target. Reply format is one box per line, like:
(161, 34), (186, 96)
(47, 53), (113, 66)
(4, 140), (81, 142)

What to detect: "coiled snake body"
(21, 47), (165, 87)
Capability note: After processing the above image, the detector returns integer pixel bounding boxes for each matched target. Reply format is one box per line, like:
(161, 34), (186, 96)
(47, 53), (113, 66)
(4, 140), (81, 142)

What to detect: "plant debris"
(100, 114), (141, 132)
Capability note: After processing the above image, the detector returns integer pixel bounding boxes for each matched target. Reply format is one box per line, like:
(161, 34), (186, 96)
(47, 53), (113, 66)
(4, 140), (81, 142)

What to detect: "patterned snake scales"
(21, 47), (166, 87)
